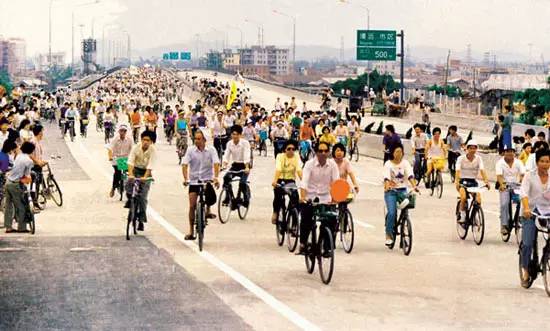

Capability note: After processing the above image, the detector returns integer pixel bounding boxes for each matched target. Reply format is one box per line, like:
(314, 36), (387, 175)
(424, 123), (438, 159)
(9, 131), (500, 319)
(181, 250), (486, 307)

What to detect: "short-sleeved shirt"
(7, 153), (33, 182)
(301, 158), (340, 203)
(383, 133), (402, 153)
(127, 143), (157, 170)
(319, 134), (337, 146)
(411, 133), (427, 150)
(447, 134), (464, 153)
(275, 153), (299, 180)
(495, 158), (525, 184)
(182, 145), (219, 183)
(383, 159), (413, 189)
(456, 154), (484, 179)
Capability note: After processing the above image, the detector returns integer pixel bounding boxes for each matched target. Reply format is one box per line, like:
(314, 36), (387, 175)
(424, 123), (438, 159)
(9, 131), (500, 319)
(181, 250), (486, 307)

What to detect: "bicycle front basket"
(116, 157), (128, 171)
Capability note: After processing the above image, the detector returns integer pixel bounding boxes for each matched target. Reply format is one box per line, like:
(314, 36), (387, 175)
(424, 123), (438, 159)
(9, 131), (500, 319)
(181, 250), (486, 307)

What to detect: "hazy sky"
(1, 0), (549, 60)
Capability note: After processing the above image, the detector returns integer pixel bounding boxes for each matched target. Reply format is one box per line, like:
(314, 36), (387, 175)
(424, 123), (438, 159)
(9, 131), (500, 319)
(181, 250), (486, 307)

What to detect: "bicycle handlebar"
(531, 211), (550, 233)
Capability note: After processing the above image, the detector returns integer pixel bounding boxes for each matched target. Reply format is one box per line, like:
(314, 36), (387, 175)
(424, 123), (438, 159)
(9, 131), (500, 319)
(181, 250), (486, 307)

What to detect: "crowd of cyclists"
(4, 64), (550, 289)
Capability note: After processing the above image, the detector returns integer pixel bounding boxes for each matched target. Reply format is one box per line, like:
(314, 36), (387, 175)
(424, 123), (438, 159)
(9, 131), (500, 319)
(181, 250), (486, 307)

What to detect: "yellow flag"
(226, 81), (237, 110)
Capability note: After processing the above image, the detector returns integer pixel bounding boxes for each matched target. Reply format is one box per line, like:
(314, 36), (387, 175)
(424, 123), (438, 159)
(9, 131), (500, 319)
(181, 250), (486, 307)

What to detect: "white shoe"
(385, 238), (394, 246)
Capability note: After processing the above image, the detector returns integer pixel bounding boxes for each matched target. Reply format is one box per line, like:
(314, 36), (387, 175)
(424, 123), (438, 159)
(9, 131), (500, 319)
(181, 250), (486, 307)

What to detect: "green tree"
(46, 65), (73, 89)
(0, 70), (13, 95)
(331, 70), (400, 96)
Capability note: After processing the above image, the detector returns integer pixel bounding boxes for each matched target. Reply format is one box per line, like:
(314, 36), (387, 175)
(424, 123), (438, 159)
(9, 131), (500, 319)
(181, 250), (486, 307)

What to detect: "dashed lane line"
(75, 140), (322, 331)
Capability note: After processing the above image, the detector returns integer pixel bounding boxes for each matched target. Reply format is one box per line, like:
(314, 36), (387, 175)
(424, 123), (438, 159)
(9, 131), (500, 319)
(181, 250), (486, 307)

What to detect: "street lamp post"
(244, 19), (264, 47)
(272, 10), (297, 86)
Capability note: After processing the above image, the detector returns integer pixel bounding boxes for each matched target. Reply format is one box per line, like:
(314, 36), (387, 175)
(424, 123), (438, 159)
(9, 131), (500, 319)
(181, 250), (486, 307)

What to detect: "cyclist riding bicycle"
(446, 125), (464, 178)
(319, 126), (337, 147)
(271, 121), (289, 158)
(411, 123), (427, 182)
(383, 143), (418, 246)
(271, 139), (302, 224)
(108, 124), (133, 198)
(243, 120), (257, 149)
(347, 116), (360, 147)
(182, 130), (220, 240)
(334, 119), (349, 146)
(222, 125), (251, 207)
(126, 130), (157, 231)
(455, 140), (490, 222)
(298, 141), (340, 254)
(424, 127), (447, 187)
(64, 103), (78, 137)
(519, 149), (550, 287)
(496, 146), (525, 235)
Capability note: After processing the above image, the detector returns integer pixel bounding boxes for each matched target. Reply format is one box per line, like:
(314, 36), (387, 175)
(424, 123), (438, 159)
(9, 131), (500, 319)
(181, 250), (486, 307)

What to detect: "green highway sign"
(162, 53), (169, 60)
(357, 47), (397, 61)
(180, 52), (191, 60)
(357, 30), (396, 47)
(169, 52), (179, 60)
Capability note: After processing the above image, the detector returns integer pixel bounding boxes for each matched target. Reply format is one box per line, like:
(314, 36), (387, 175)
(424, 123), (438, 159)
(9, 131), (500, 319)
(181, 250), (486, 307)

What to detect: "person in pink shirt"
(332, 143), (359, 193)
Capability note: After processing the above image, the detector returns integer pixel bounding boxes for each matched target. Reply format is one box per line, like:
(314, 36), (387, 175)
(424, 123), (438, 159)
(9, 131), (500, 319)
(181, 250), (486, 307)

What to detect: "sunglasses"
(318, 149), (329, 153)
(286, 147), (295, 151)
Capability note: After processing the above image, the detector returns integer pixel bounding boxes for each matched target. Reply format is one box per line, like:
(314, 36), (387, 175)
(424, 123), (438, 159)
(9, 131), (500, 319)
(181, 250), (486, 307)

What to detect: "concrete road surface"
(2, 79), (549, 331)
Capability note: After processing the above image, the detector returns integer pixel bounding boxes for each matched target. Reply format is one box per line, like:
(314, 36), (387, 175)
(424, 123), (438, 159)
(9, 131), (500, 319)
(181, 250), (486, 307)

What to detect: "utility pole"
(443, 49), (451, 112)
(397, 30), (405, 105)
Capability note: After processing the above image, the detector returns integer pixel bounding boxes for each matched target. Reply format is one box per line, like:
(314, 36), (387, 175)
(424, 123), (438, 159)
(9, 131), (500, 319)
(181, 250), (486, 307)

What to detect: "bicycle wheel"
(543, 248), (550, 296)
(436, 172), (443, 199)
(472, 206), (485, 245)
(217, 189), (231, 224)
(47, 176), (63, 207)
(401, 214), (413, 256)
(456, 200), (468, 240)
(318, 226), (335, 285)
(237, 186), (250, 220)
(276, 208), (285, 247)
(353, 143), (359, 162)
(340, 209), (354, 254)
(286, 208), (299, 252)
(119, 177), (125, 201)
(126, 201), (133, 240)
(28, 210), (35, 235)
(196, 204), (205, 251)
(305, 227), (316, 274)
(501, 201), (512, 243)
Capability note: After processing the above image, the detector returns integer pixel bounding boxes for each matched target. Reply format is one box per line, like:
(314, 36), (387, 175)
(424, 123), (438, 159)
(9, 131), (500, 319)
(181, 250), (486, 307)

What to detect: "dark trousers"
(214, 136), (227, 159)
(112, 165), (122, 191)
(4, 181), (27, 231)
(30, 166), (42, 205)
(223, 163), (249, 204)
(299, 204), (337, 247)
(125, 167), (151, 223)
(273, 179), (297, 214)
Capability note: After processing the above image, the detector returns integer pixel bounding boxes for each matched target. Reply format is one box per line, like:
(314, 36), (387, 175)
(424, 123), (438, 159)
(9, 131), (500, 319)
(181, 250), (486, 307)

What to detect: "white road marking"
(355, 220), (375, 229)
(76, 140), (322, 331)
(357, 178), (381, 186)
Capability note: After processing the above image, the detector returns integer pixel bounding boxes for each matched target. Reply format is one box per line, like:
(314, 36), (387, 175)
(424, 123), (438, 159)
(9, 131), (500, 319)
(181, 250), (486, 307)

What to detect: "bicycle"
(217, 170), (251, 224)
(66, 119), (76, 142)
(336, 193), (355, 254)
(455, 185), (488, 245)
(186, 180), (213, 251)
(258, 130), (268, 156)
(274, 182), (300, 252)
(23, 184), (35, 235)
(104, 121), (114, 144)
(348, 135), (359, 162)
(165, 125), (174, 145)
(518, 211), (550, 295)
(126, 177), (153, 240)
(303, 200), (337, 285)
(501, 182), (521, 244)
(413, 150), (427, 185)
(96, 112), (104, 132)
(448, 151), (460, 183)
(428, 158), (445, 199)
(248, 140), (255, 169)
(176, 132), (188, 165)
(385, 190), (416, 256)
(35, 163), (63, 208)
(80, 119), (89, 138)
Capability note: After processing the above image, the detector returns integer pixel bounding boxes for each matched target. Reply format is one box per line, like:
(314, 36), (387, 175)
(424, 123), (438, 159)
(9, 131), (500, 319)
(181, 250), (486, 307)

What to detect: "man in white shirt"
(182, 130), (220, 240)
(496, 146), (525, 235)
(298, 141), (340, 254)
(274, 97), (283, 111)
(222, 125), (251, 206)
